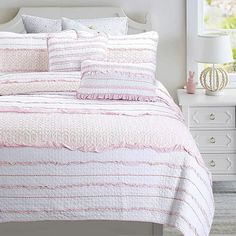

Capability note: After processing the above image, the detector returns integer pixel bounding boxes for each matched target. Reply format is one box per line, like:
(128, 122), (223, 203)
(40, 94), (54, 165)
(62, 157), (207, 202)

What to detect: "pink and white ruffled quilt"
(0, 82), (214, 236)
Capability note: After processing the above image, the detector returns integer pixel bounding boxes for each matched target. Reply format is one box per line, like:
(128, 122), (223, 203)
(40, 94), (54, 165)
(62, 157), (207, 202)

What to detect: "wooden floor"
(164, 182), (236, 236)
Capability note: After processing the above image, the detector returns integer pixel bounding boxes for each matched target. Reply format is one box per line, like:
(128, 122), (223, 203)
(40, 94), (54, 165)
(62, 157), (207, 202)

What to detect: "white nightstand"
(177, 89), (236, 181)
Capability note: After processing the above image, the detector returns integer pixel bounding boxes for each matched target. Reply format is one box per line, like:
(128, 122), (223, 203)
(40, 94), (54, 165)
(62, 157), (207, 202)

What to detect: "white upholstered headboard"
(0, 7), (152, 34)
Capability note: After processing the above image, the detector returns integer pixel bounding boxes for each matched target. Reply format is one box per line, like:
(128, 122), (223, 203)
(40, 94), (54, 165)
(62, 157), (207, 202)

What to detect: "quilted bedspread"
(0, 83), (214, 236)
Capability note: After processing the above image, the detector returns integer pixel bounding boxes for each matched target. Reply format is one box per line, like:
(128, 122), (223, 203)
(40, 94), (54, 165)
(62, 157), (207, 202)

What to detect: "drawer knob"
(210, 160), (216, 167)
(209, 113), (216, 120)
(210, 137), (216, 144)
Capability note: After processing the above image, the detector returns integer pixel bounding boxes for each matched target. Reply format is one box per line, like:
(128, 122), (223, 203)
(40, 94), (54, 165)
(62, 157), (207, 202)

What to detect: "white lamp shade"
(196, 34), (233, 64)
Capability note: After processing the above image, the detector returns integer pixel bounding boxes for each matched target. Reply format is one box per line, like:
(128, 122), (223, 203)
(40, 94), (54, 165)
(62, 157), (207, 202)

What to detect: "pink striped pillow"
(77, 60), (158, 102)
(48, 33), (108, 72)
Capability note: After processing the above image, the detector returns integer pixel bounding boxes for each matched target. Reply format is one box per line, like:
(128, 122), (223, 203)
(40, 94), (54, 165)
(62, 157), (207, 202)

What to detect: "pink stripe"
(0, 182), (203, 191)
(0, 160), (210, 190)
(109, 48), (157, 53)
(108, 59), (157, 64)
(109, 34), (158, 38)
(0, 160), (186, 167)
(0, 106), (184, 123)
(82, 70), (154, 77)
(49, 35), (107, 43)
(49, 52), (105, 60)
(51, 68), (79, 72)
(0, 182), (212, 223)
(81, 64), (155, 73)
(109, 43), (156, 46)
(0, 103), (171, 113)
(0, 158), (211, 200)
(0, 90), (78, 96)
(0, 37), (48, 40)
(82, 75), (154, 85)
(50, 57), (104, 67)
(0, 79), (81, 85)
(49, 46), (106, 54)
(0, 207), (200, 236)
(81, 85), (155, 92)
(0, 98), (171, 108)
(0, 69), (47, 73)
(0, 48), (46, 52)
(0, 194), (209, 229)
(77, 93), (158, 102)
(0, 173), (205, 178)
(48, 41), (107, 48)
(0, 107), (182, 122)
(50, 61), (80, 67)
(0, 172), (213, 209)
(109, 37), (158, 42)
(0, 35), (75, 40)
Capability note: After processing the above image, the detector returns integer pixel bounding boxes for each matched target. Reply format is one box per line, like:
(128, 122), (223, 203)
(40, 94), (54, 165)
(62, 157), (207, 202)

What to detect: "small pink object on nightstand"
(186, 71), (196, 94)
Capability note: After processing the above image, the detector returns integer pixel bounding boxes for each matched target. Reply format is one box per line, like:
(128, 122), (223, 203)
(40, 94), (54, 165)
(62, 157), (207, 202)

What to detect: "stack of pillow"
(0, 15), (159, 102)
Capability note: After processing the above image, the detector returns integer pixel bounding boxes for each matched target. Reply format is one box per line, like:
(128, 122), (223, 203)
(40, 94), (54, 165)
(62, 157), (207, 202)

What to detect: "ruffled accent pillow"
(47, 33), (108, 72)
(77, 60), (158, 102)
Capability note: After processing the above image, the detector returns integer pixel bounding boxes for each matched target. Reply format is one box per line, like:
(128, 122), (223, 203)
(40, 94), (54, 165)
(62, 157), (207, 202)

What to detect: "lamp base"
(205, 90), (224, 96)
(200, 66), (228, 96)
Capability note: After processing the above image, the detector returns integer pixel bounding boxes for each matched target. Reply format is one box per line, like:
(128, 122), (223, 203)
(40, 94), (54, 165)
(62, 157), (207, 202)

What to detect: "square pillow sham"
(77, 60), (158, 102)
(0, 30), (77, 73)
(108, 31), (159, 65)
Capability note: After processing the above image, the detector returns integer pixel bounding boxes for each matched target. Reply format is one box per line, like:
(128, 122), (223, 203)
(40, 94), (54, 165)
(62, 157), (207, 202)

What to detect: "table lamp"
(196, 34), (233, 96)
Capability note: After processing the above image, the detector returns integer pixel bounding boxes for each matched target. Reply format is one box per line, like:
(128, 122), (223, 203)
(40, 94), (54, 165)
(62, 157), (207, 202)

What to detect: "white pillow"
(22, 15), (61, 33)
(61, 17), (96, 34)
(62, 17), (128, 35)
(22, 15), (128, 35)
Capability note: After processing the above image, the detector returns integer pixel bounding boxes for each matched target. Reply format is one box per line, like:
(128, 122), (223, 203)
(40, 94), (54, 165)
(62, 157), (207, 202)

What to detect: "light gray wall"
(0, 0), (186, 99)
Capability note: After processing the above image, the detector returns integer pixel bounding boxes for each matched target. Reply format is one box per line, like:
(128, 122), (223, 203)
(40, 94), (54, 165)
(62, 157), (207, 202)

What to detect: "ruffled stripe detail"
(77, 93), (158, 102)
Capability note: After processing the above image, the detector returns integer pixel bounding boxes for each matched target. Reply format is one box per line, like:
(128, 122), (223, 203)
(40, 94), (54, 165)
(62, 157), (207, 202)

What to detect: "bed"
(0, 7), (214, 236)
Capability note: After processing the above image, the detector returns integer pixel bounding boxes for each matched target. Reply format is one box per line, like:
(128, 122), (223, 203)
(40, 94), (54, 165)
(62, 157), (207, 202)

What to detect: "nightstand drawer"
(203, 153), (236, 174)
(191, 130), (236, 152)
(189, 107), (235, 128)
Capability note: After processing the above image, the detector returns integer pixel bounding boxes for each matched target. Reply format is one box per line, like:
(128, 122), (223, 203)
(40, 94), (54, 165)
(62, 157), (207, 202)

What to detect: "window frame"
(187, 0), (236, 88)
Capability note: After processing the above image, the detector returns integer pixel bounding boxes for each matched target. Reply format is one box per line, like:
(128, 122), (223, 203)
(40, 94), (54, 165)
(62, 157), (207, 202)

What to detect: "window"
(187, 0), (236, 88)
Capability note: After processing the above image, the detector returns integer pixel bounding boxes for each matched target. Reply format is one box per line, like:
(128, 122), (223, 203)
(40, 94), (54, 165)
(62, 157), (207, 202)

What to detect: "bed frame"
(0, 7), (163, 236)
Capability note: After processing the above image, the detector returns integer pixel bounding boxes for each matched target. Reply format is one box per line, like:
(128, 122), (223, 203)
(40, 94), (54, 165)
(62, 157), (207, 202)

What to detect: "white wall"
(0, 0), (186, 99)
